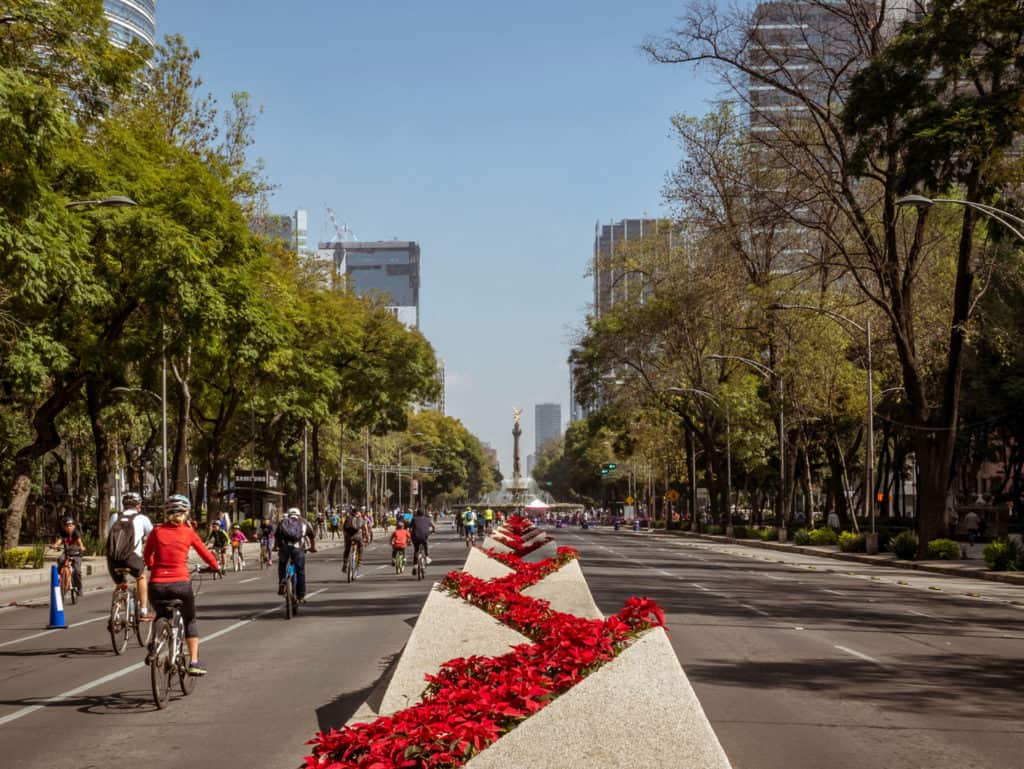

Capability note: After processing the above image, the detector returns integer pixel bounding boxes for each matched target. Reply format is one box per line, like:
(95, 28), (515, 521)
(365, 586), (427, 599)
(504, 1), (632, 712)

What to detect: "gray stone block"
(465, 627), (733, 769)
(482, 536), (514, 554)
(374, 586), (531, 718)
(521, 538), (558, 563)
(463, 547), (514, 580)
(522, 559), (603, 619)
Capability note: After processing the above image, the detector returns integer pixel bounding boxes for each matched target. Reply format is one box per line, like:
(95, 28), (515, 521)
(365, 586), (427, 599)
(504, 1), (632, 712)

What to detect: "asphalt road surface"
(1, 524), (1021, 769)
(557, 526), (1024, 769)
(0, 529), (468, 769)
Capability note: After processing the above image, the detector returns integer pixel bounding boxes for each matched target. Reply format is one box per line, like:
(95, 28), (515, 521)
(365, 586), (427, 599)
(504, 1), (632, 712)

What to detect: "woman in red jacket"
(143, 494), (221, 676)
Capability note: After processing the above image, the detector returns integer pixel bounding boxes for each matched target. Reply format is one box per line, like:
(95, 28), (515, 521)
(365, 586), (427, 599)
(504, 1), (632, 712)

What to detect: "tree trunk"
(3, 377), (84, 547)
(914, 433), (955, 557)
(86, 378), (113, 531)
(312, 422), (322, 512)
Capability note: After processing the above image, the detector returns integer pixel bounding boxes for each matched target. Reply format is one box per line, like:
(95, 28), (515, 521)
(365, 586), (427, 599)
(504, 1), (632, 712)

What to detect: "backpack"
(331, 514), (339, 527)
(107, 512), (137, 562)
(344, 513), (361, 533)
(279, 516), (305, 544)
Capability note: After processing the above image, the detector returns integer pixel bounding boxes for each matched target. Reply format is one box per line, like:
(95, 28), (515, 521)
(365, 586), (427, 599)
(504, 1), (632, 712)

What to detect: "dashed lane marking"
(238, 577), (260, 584)
(834, 644), (884, 665)
(0, 615), (107, 649)
(740, 604), (771, 616)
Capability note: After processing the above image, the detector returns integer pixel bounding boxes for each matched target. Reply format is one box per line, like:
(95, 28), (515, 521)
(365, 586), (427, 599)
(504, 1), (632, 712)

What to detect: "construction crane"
(326, 207), (357, 243)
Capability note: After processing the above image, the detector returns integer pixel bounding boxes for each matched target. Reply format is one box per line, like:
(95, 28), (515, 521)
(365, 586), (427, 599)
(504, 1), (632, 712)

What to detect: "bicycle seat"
(164, 599), (184, 609)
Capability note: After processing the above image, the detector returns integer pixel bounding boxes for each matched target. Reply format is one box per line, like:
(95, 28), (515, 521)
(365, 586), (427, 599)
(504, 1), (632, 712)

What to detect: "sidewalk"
(651, 529), (1024, 587)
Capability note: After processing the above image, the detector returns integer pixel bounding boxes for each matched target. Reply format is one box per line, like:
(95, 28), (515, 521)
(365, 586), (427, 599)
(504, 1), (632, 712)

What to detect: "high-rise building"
(593, 219), (674, 319)
(527, 454), (536, 477)
(423, 359), (446, 415)
(318, 240), (421, 328)
(534, 403), (562, 454)
(104, 0), (157, 50)
(251, 209), (308, 255)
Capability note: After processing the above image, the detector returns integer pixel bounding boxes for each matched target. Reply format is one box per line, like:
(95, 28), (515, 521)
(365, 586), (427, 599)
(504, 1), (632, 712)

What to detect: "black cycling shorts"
(149, 581), (199, 638)
(107, 553), (145, 583)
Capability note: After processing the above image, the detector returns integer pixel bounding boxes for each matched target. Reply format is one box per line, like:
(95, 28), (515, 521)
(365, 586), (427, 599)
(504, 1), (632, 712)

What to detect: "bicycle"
(346, 542), (361, 583)
(57, 554), (79, 606)
(231, 544), (245, 572)
(189, 561), (222, 597)
(464, 527), (476, 550)
(259, 539), (272, 570)
(108, 570), (152, 654)
(393, 548), (405, 575)
(147, 597), (198, 709)
(413, 547), (426, 581)
(282, 560), (299, 619)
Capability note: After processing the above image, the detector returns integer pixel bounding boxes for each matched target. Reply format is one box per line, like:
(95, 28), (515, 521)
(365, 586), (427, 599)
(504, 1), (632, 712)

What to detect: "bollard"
(47, 564), (67, 629)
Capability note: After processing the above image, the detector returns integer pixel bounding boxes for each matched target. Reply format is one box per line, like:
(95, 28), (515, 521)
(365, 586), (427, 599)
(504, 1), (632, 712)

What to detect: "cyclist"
(275, 507), (316, 602)
(341, 507), (367, 576)
(229, 524), (248, 570)
(483, 507), (494, 534)
(257, 517), (275, 565)
(390, 521), (410, 571)
(106, 491), (154, 621)
(143, 494), (221, 676)
(206, 521), (229, 570)
(50, 517), (85, 597)
(328, 510), (340, 540)
(411, 508), (434, 567)
(315, 512), (326, 539)
(462, 507), (478, 545)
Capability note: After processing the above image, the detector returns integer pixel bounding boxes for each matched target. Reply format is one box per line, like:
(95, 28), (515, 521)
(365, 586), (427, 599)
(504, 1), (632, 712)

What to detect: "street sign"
(625, 495), (635, 505)
(666, 489), (680, 502)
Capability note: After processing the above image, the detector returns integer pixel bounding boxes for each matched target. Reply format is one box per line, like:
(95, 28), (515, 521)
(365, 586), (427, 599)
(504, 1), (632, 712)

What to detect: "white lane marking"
(908, 609), (934, 619)
(238, 577), (260, 584)
(0, 615), (107, 649)
(765, 575), (787, 581)
(740, 604), (770, 616)
(691, 583), (710, 592)
(0, 592), (321, 727)
(834, 645), (884, 665)
(822, 589), (846, 597)
(656, 569), (674, 578)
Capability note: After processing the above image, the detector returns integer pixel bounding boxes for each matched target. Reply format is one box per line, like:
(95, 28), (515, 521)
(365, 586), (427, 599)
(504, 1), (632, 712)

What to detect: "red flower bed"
(500, 514), (534, 537)
(489, 531), (549, 557)
(305, 539), (664, 769)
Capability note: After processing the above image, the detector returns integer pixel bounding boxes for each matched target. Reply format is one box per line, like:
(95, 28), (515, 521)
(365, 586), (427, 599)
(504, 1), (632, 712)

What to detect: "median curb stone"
(521, 559), (603, 619)
(465, 627), (732, 769)
(463, 547), (514, 580)
(521, 538), (558, 563)
(354, 585), (532, 721)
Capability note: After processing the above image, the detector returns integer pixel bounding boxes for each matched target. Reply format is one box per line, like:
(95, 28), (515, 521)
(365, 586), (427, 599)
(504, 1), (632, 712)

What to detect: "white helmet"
(287, 507), (301, 517)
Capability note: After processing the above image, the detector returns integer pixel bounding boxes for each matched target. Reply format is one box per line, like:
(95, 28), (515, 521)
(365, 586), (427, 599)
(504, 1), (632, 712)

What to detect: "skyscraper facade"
(104, 0), (157, 49)
(593, 218), (675, 319)
(318, 240), (421, 328)
(534, 403), (562, 454)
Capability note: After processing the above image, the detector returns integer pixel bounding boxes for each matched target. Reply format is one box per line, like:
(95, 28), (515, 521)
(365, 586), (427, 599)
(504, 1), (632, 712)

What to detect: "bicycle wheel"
(394, 552), (403, 575)
(149, 619), (173, 709)
(284, 577), (294, 620)
(109, 590), (129, 655)
(347, 551), (356, 583)
(416, 552), (426, 581)
(59, 568), (70, 607)
(190, 569), (202, 597)
(134, 594), (153, 647)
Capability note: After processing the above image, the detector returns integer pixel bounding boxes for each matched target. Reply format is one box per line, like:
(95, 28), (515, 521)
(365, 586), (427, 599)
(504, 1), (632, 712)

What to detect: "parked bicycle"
(108, 569), (151, 654)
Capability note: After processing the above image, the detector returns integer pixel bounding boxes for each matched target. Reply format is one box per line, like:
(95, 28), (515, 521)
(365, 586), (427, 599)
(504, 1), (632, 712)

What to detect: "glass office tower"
(104, 0), (157, 49)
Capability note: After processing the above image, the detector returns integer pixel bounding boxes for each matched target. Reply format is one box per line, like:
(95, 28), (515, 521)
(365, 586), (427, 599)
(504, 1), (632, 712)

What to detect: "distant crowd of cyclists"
(49, 496), (459, 680)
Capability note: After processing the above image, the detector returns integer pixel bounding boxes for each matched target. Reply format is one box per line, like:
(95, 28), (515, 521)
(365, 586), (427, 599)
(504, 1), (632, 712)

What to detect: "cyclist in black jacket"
(411, 508), (434, 567)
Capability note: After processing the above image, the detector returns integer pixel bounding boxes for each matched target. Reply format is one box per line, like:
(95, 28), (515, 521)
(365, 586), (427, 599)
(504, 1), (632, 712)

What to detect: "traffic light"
(600, 462), (618, 476)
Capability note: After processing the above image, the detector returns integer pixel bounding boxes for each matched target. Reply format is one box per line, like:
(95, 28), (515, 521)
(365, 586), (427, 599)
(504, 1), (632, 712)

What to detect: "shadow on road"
(314, 650), (403, 733)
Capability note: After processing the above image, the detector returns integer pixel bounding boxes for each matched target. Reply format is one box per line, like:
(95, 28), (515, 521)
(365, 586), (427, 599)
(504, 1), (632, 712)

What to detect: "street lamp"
(895, 195), (1024, 242)
(65, 196), (138, 209)
(705, 354), (787, 538)
(667, 387), (732, 533)
(768, 303), (878, 552)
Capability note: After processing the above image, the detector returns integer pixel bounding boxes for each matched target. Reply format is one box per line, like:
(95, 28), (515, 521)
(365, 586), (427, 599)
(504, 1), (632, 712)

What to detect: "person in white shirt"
(107, 492), (155, 619)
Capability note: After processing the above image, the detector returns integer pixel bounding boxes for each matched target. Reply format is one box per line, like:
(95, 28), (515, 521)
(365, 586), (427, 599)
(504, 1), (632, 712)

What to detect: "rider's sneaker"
(277, 581), (285, 595)
(298, 597), (307, 604)
(187, 660), (207, 676)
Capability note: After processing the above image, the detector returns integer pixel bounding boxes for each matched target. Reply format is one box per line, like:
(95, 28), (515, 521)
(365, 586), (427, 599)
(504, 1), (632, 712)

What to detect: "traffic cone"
(47, 564), (67, 629)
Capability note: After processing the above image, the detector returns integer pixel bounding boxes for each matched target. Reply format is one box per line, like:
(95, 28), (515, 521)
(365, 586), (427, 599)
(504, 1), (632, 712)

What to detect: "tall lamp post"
(769, 303), (878, 553)
(667, 387), (731, 534)
(895, 195), (1024, 243)
(705, 354), (786, 540)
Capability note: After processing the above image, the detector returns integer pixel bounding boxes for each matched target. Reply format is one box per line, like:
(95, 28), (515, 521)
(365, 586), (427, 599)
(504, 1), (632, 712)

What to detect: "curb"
(654, 530), (1024, 586)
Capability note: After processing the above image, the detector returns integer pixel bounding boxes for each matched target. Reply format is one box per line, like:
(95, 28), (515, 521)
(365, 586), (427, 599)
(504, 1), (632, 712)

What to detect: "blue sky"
(159, 0), (719, 474)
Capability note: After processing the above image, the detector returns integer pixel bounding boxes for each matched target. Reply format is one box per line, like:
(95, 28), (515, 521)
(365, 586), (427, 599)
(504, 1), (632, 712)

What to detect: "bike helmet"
(122, 491), (142, 507)
(62, 516), (75, 526)
(287, 507), (301, 517)
(164, 494), (192, 516)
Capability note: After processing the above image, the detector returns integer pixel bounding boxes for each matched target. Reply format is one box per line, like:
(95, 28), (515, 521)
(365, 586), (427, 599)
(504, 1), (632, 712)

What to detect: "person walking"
(964, 509), (981, 545)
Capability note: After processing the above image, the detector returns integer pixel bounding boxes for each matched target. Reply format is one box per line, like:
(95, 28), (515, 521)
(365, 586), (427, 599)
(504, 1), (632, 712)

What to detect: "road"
(0, 530), (467, 769)
(557, 526), (1024, 769)
(1, 524), (1021, 769)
